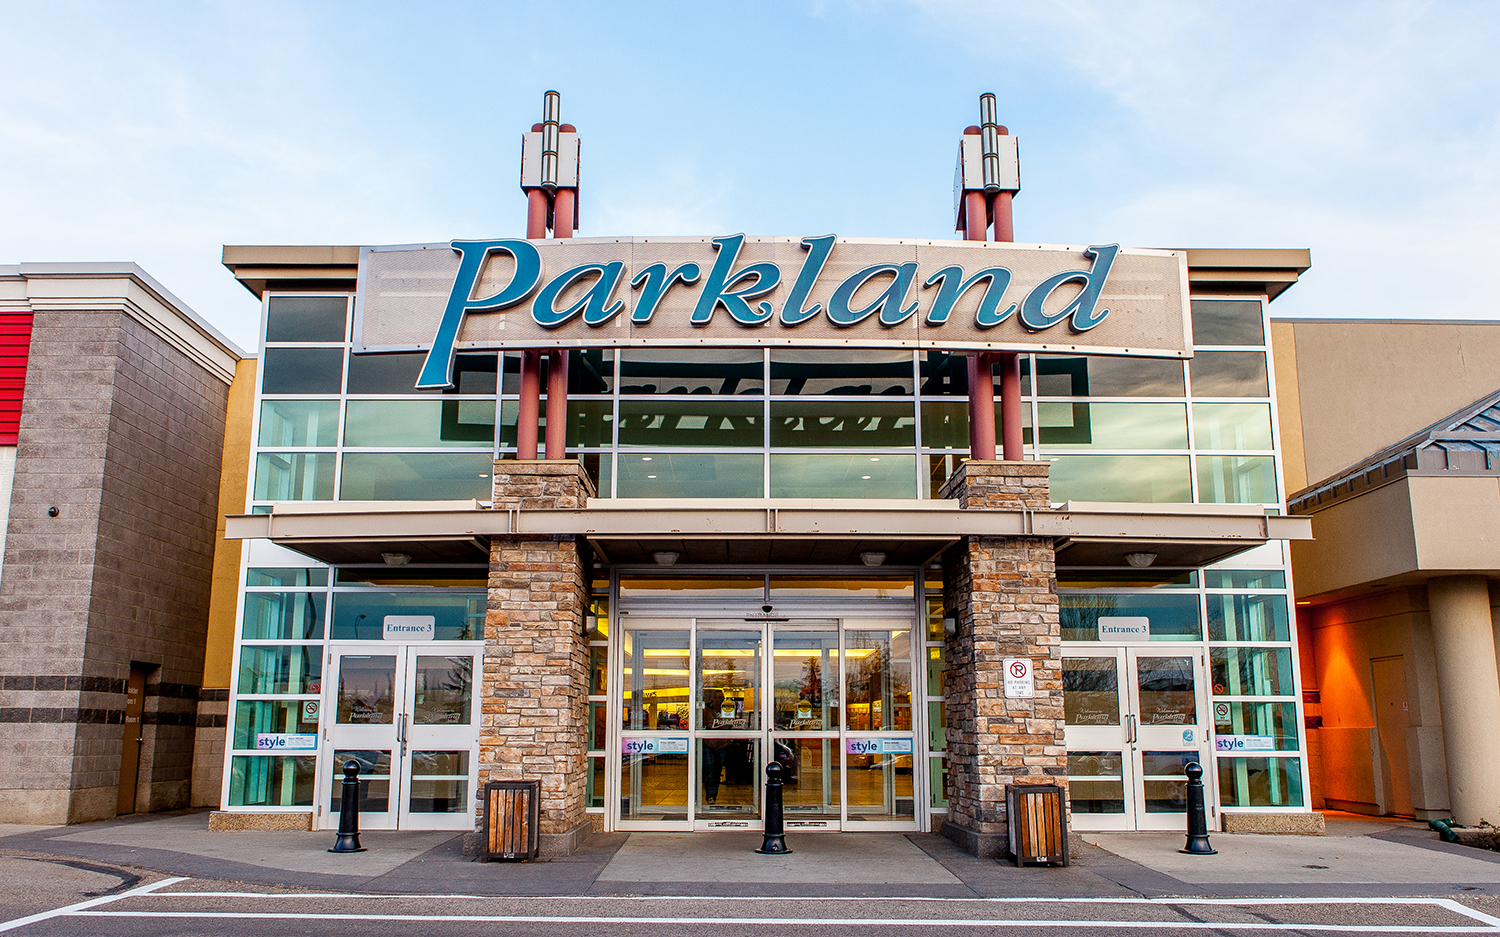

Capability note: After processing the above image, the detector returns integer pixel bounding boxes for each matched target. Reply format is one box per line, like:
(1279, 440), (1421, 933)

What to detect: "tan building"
(1274, 318), (1500, 825)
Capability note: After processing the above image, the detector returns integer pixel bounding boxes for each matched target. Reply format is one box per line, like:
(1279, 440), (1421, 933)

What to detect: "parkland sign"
(351, 235), (1190, 390)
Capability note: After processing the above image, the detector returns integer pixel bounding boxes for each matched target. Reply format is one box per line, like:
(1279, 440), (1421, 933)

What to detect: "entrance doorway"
(320, 644), (481, 831)
(1063, 646), (1210, 831)
(614, 618), (919, 832)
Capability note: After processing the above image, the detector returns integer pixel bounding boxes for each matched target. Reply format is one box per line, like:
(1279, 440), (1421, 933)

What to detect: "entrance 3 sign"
(351, 236), (1191, 390)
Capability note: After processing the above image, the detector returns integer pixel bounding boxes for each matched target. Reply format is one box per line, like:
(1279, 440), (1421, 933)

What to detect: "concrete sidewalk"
(3, 810), (1500, 899)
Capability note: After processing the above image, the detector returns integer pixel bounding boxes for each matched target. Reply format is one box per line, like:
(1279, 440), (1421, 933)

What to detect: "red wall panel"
(0, 312), (34, 445)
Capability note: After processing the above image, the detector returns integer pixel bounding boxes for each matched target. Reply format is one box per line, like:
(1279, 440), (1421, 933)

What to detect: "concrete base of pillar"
(207, 811), (313, 831)
(939, 818), (1008, 859)
(1221, 812), (1325, 834)
(539, 820), (594, 857)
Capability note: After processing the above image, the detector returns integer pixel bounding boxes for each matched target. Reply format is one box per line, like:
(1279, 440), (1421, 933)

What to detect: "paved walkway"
(2, 810), (1499, 899)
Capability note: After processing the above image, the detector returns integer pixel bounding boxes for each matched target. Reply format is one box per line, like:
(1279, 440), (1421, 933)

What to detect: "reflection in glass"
(926, 646), (945, 699)
(1067, 751), (1125, 814)
(1197, 455), (1278, 504)
(772, 630), (837, 731)
(1032, 355), (1185, 397)
(619, 750), (690, 820)
(1057, 569), (1196, 589)
(615, 452), (764, 498)
(1203, 569), (1285, 589)
(237, 646), (322, 695)
(246, 567), (328, 587)
(228, 755), (317, 807)
(1190, 299), (1265, 347)
(623, 630), (690, 730)
(567, 399), (614, 448)
(254, 452), (335, 501)
(619, 578), (762, 599)
(1136, 658), (1197, 726)
(1189, 352), (1268, 397)
(618, 399), (761, 447)
(770, 401), (916, 448)
(845, 751), (915, 823)
(346, 352), (497, 395)
(1036, 402), (1187, 449)
(1217, 756), (1304, 807)
(1063, 658), (1121, 726)
(696, 631), (761, 731)
(339, 452), (494, 501)
(330, 593), (483, 641)
(1193, 403), (1273, 451)
(845, 630), (912, 731)
(776, 737), (840, 818)
(232, 700), (317, 749)
(590, 701), (607, 749)
(1046, 455), (1192, 504)
(336, 656), (396, 724)
(699, 738), (760, 817)
(409, 750), (469, 813)
(1211, 647), (1295, 697)
(1060, 594), (1202, 642)
(241, 592), (325, 641)
(1141, 750), (1192, 812)
(620, 349), (763, 395)
(259, 400), (339, 447)
(918, 351), (969, 397)
(769, 578), (914, 599)
(412, 656), (472, 725)
(261, 348), (344, 395)
(329, 749), (391, 811)
(265, 295), (347, 343)
(772, 349), (912, 395)
(920, 400), (968, 449)
(344, 400), (496, 448)
(1207, 593), (1290, 642)
(1213, 701), (1300, 750)
(769, 454), (917, 499)
(589, 646), (608, 695)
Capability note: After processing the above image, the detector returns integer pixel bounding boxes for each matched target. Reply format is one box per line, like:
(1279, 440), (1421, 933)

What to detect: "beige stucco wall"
(203, 357), (257, 690)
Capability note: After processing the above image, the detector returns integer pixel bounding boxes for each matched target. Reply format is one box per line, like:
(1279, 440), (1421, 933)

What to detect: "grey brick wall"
(0, 308), (229, 823)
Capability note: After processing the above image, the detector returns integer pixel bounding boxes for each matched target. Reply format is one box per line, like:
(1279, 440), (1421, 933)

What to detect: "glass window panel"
(1033, 356), (1185, 397)
(700, 737), (760, 816)
(1141, 750), (1193, 812)
(1208, 593), (1291, 642)
(329, 750), (391, 812)
(1191, 299), (1265, 347)
(1060, 594), (1202, 642)
(1046, 455), (1192, 504)
(771, 400), (915, 448)
(334, 568), (486, 588)
(769, 577), (914, 599)
(618, 578), (762, 599)
(1193, 403), (1272, 450)
(1136, 658), (1198, 725)
(622, 630), (691, 730)
(1189, 352), (1269, 397)
(1203, 570), (1286, 589)
(696, 631), (761, 731)
(590, 646), (609, 696)
(408, 779), (468, 813)
(336, 655), (397, 724)
(346, 352), (497, 395)
(1064, 657), (1121, 725)
(587, 755), (605, 809)
(241, 592), (325, 641)
(329, 593), (483, 641)
(918, 351), (970, 397)
(1197, 455), (1279, 504)
(258, 400), (339, 448)
(261, 348), (344, 395)
(845, 751), (915, 822)
(580, 451), (609, 496)
(772, 630), (838, 731)
(246, 567), (328, 587)
(615, 452), (764, 498)
(929, 756), (949, 809)
(926, 594), (946, 642)
(265, 295), (348, 343)
(569, 349), (614, 394)
(1217, 756), (1304, 808)
(590, 700), (607, 749)
(1067, 751), (1126, 814)
(770, 454), (917, 499)
(1213, 701), (1301, 751)
(618, 399), (761, 447)
(588, 581), (610, 638)
(928, 700), (947, 751)
(254, 452), (335, 502)
(1036, 402), (1187, 449)
(412, 656), (472, 725)
(567, 399), (614, 448)
(619, 749), (690, 820)
(412, 750), (468, 776)
(845, 629), (912, 731)
(339, 452), (494, 501)
(237, 646), (322, 695)
(774, 740), (842, 818)
(1057, 569), (1196, 589)
(1211, 647), (1295, 697)
(231, 700), (319, 749)
(926, 646), (946, 698)
(344, 400), (496, 448)
(920, 400), (969, 449)
(772, 349), (912, 395)
(619, 349), (763, 395)
(228, 755), (317, 807)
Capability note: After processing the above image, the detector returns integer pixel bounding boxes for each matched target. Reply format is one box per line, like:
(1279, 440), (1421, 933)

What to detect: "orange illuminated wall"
(0, 312), (34, 444)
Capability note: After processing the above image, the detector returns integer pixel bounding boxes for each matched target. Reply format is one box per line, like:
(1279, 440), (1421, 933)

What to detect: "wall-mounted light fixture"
(382, 552), (412, 566)
(860, 552), (887, 567)
(653, 551), (679, 567)
(1124, 552), (1157, 568)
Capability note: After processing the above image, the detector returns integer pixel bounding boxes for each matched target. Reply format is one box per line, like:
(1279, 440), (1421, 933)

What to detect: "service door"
(397, 650), (481, 831)
(324, 646), (402, 830)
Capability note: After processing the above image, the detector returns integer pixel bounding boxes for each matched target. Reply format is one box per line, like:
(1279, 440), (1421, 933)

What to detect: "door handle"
(397, 713), (408, 745)
(1125, 713), (1138, 745)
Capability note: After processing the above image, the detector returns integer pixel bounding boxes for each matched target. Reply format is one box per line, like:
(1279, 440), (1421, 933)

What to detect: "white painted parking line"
(0, 876), (188, 933)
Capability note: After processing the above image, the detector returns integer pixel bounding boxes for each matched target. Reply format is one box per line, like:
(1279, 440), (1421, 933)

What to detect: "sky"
(2, 0), (1498, 353)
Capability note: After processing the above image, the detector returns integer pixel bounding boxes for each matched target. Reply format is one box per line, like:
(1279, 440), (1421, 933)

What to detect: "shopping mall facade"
(208, 100), (1318, 855)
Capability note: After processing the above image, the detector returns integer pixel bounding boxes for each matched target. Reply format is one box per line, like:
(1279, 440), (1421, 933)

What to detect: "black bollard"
(328, 760), (367, 854)
(1179, 761), (1217, 855)
(755, 760), (792, 855)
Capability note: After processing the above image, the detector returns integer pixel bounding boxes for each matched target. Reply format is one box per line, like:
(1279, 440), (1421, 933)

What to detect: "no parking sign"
(1003, 658), (1035, 699)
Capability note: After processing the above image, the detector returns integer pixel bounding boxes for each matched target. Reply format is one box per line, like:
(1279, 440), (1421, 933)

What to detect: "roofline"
(1272, 316), (1500, 326)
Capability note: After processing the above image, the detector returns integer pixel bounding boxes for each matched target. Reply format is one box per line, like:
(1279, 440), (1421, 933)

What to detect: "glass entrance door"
(322, 644), (480, 831)
(1064, 646), (1209, 832)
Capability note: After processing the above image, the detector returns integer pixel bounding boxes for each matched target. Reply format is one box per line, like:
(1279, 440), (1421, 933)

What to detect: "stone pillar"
(938, 460), (1064, 858)
(1427, 576), (1500, 825)
(478, 460), (595, 855)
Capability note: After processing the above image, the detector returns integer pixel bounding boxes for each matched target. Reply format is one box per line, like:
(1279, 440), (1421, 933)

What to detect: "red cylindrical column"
(962, 190), (989, 242)
(998, 352), (1023, 460)
(552, 189), (576, 239)
(526, 189), (550, 240)
(517, 349), (541, 460)
(991, 190), (1014, 244)
(544, 349), (569, 458)
(967, 353), (997, 461)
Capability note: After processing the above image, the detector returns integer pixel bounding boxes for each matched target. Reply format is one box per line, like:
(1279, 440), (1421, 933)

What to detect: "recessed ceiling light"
(861, 475), (872, 479)
(647, 474), (657, 478)
(642, 456), (653, 461)
(869, 457), (880, 462)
